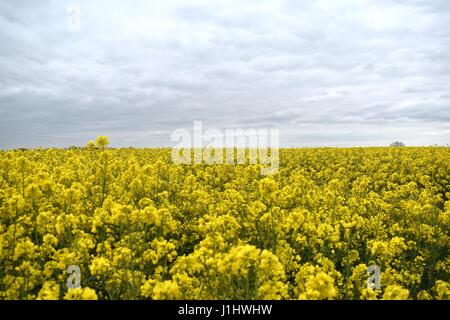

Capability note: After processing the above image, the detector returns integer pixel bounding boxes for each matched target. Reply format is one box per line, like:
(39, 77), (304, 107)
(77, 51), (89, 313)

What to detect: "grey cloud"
(0, 0), (449, 149)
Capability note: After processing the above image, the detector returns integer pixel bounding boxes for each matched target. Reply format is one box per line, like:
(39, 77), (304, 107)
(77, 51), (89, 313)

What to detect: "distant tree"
(390, 141), (405, 147)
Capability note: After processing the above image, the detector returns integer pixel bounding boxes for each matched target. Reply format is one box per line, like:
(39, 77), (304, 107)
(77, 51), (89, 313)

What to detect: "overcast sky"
(0, 0), (449, 148)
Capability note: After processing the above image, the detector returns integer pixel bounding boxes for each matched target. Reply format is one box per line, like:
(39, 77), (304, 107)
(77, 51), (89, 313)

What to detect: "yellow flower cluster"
(0, 140), (449, 299)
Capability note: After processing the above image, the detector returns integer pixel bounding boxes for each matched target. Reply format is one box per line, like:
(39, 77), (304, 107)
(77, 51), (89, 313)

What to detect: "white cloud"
(0, 0), (449, 148)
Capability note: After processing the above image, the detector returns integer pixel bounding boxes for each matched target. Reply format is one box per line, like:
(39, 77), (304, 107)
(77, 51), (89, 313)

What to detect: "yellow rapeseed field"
(0, 137), (449, 300)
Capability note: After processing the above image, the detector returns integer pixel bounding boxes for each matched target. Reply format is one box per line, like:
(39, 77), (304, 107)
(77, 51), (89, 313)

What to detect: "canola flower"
(0, 139), (449, 300)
